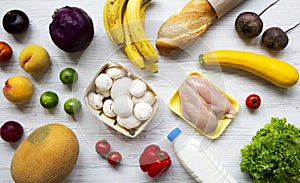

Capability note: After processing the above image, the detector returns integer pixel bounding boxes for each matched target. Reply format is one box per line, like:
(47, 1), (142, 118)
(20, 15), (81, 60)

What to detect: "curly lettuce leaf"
(240, 117), (300, 183)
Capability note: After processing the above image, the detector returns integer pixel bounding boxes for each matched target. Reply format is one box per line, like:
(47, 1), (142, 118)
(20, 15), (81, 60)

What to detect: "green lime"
(64, 98), (81, 115)
(40, 91), (59, 109)
(59, 68), (78, 85)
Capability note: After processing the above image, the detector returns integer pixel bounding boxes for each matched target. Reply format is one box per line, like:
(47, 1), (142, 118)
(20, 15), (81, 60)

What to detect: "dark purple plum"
(2, 10), (29, 34)
(0, 121), (24, 143)
(49, 6), (94, 53)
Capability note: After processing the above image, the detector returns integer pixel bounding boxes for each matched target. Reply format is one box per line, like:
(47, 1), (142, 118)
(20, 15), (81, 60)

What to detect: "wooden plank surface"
(1, 0), (299, 182)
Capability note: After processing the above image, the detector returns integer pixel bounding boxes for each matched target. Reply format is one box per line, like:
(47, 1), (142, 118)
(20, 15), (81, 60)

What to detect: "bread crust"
(156, 0), (216, 55)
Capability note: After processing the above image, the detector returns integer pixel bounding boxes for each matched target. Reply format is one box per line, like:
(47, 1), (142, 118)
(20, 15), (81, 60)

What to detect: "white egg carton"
(84, 62), (159, 138)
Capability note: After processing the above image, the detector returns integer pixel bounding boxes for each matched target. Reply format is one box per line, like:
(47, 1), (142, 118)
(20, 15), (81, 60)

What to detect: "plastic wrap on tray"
(168, 71), (240, 139)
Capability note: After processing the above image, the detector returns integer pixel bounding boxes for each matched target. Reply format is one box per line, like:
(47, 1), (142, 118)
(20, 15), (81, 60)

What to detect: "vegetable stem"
(198, 54), (205, 64)
(258, 0), (280, 16)
(285, 22), (300, 34)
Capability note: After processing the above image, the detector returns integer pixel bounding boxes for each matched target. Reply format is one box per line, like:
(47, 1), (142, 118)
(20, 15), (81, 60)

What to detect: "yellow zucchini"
(199, 50), (299, 88)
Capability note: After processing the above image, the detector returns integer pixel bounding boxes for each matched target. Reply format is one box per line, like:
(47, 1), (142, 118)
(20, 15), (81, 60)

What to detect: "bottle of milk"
(167, 128), (237, 183)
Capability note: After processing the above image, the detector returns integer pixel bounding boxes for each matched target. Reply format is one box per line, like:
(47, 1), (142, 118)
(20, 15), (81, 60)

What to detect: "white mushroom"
(117, 114), (141, 129)
(113, 95), (133, 117)
(110, 77), (133, 99)
(129, 79), (147, 97)
(95, 73), (113, 91)
(95, 88), (111, 98)
(87, 92), (103, 110)
(103, 99), (116, 118)
(134, 102), (153, 121)
(105, 67), (126, 80)
(132, 91), (156, 105)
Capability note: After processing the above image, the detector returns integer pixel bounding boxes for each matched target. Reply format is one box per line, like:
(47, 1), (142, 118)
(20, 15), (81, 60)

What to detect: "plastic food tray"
(168, 71), (240, 139)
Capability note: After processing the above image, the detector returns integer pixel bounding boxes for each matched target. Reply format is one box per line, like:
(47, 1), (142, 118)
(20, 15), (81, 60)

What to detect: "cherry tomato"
(107, 151), (122, 166)
(95, 139), (111, 156)
(245, 94), (261, 109)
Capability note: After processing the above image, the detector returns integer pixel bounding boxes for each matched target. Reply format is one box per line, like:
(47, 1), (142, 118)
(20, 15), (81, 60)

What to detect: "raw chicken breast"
(178, 75), (237, 134)
(185, 75), (237, 118)
(179, 81), (218, 134)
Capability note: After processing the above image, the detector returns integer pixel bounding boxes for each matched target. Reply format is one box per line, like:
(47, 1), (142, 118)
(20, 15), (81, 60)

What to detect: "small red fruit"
(0, 41), (13, 63)
(245, 94), (261, 109)
(107, 151), (122, 166)
(0, 121), (24, 143)
(95, 139), (111, 156)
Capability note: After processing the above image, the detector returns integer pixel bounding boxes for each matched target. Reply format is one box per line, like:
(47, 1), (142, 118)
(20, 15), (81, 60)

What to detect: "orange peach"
(2, 75), (33, 104)
(19, 44), (50, 75)
(0, 41), (13, 63)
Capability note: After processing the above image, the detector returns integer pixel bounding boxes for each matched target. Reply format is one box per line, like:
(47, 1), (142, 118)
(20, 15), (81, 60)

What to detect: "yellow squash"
(199, 50), (299, 88)
(10, 123), (79, 183)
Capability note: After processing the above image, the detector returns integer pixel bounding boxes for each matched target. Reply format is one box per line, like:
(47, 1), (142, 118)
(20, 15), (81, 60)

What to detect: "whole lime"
(64, 98), (81, 115)
(59, 68), (78, 85)
(40, 91), (59, 108)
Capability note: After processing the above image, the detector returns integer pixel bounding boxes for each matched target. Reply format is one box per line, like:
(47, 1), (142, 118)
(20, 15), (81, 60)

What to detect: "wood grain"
(0, 0), (299, 182)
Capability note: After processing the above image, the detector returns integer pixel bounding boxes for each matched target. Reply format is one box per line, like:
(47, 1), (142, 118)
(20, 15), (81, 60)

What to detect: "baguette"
(156, 0), (217, 55)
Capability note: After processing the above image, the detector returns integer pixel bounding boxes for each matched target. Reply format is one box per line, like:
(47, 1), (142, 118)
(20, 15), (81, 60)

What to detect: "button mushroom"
(129, 79), (147, 97)
(132, 91), (156, 105)
(87, 92), (103, 110)
(103, 99), (116, 118)
(134, 101), (153, 121)
(113, 95), (133, 118)
(96, 88), (111, 98)
(110, 77), (133, 99)
(105, 67), (126, 80)
(117, 114), (141, 129)
(95, 73), (113, 91)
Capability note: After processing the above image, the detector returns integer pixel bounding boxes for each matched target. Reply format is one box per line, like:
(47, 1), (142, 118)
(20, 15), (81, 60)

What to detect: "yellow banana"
(144, 57), (158, 73)
(103, 0), (126, 45)
(103, 4), (114, 43)
(141, 0), (151, 26)
(104, 0), (158, 72)
(122, 1), (145, 69)
(126, 0), (159, 64)
(122, 0), (158, 72)
(139, 0), (158, 72)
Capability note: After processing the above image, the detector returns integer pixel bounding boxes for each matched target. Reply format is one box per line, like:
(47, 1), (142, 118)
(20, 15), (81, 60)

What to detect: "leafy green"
(240, 117), (300, 183)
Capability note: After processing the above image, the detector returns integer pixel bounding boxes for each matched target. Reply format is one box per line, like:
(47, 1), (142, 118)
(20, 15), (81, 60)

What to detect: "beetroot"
(49, 6), (94, 53)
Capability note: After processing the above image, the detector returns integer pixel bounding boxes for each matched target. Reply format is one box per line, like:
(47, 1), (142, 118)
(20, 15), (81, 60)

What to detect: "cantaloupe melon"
(10, 123), (79, 183)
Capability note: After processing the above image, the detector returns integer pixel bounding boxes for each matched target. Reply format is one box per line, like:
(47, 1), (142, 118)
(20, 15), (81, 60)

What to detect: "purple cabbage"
(49, 6), (94, 53)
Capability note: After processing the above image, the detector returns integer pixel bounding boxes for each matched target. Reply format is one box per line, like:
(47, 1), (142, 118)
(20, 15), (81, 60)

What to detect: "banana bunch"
(103, 0), (159, 72)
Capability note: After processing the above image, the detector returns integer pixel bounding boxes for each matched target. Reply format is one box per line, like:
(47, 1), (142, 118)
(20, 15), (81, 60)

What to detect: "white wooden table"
(1, 0), (299, 182)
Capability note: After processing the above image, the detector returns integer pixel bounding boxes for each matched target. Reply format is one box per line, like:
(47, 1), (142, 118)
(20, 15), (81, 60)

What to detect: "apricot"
(19, 44), (50, 75)
(2, 75), (34, 104)
(0, 41), (13, 62)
